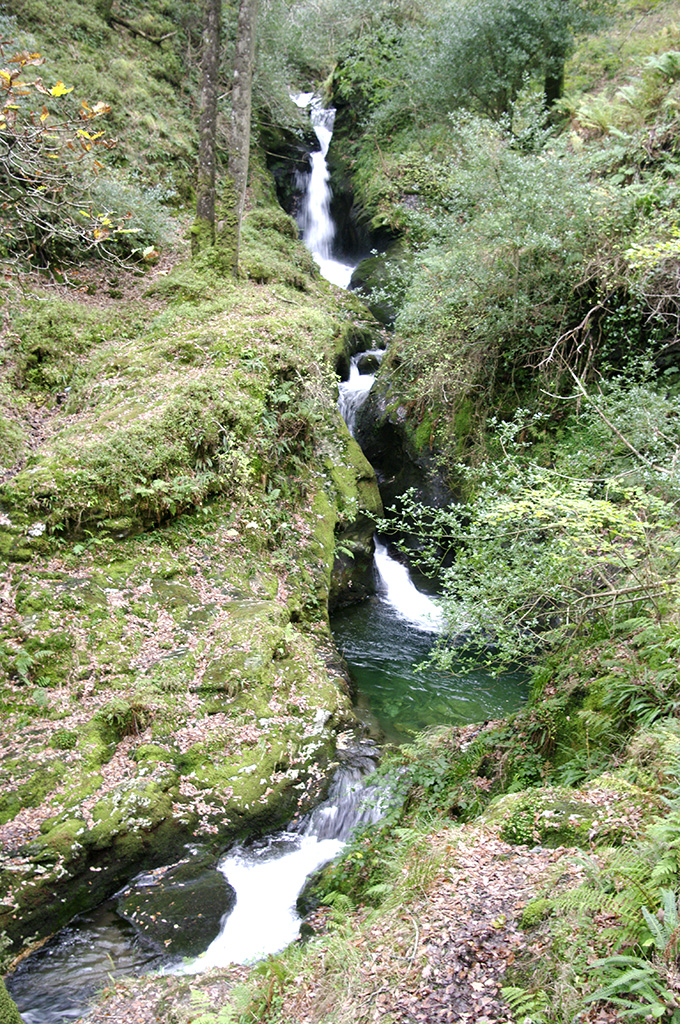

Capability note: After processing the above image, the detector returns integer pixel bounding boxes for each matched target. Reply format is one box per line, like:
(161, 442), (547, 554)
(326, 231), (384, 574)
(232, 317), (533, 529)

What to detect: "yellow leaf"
(40, 105), (49, 122)
(50, 81), (73, 97)
(93, 227), (109, 240)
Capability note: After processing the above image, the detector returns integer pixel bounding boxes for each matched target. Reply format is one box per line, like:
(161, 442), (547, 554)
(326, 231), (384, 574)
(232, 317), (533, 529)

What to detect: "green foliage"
(501, 984), (550, 1024)
(97, 697), (152, 739)
(586, 952), (680, 1021)
(182, 988), (248, 1024)
(12, 300), (115, 392)
(369, 114), (617, 420)
(382, 435), (676, 668)
(421, 0), (606, 119)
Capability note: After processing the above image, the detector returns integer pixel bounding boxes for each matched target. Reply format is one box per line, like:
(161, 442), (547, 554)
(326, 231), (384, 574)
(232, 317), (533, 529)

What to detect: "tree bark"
(192, 0), (221, 255)
(217, 0), (259, 275)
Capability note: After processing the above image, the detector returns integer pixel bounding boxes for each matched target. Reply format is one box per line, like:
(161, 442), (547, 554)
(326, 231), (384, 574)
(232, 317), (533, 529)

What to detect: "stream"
(6, 96), (527, 1023)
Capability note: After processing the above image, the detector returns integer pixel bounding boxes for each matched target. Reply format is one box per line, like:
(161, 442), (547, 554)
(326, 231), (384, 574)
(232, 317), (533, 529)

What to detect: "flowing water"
(6, 905), (161, 1024)
(293, 93), (356, 288)
(181, 743), (388, 971)
(332, 540), (526, 744)
(8, 750), (388, 1020)
(7, 95), (527, 1022)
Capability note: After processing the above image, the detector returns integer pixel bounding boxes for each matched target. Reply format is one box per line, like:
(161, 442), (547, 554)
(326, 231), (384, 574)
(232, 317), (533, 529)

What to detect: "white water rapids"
(182, 750), (388, 970)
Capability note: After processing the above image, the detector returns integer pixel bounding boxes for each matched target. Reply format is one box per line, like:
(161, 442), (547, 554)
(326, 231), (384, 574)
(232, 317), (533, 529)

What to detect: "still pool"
(331, 542), (528, 744)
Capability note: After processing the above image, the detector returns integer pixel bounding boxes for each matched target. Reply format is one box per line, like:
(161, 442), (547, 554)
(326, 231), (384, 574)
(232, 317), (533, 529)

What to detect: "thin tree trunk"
(192, 0), (221, 255)
(217, 0), (259, 275)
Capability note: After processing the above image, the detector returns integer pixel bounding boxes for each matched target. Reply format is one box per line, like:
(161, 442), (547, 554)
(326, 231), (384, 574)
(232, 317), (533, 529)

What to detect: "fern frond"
(501, 984), (549, 1023)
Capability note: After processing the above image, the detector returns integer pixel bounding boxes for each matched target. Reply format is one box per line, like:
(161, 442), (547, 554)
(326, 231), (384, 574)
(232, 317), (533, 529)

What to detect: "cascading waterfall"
(182, 743), (388, 971)
(293, 93), (356, 289)
(337, 352), (379, 435)
(373, 539), (444, 632)
(293, 95), (444, 630)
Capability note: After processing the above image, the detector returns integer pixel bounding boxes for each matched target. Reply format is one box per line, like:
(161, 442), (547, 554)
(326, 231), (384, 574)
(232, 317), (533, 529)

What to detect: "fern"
(586, 954), (680, 1022)
(363, 882), (393, 901)
(643, 51), (680, 83)
(322, 891), (355, 914)
(501, 985), (549, 1023)
(187, 989), (240, 1024)
(641, 890), (680, 957)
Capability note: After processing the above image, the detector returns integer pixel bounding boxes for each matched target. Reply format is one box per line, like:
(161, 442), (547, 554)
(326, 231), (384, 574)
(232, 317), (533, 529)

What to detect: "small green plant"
(586, 954), (680, 1021)
(586, 891), (680, 1021)
(98, 697), (151, 739)
(501, 984), (550, 1023)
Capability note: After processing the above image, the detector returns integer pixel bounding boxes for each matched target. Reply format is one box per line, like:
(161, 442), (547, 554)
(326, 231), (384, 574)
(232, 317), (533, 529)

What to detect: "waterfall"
(374, 540), (444, 632)
(337, 354), (377, 435)
(181, 745), (388, 970)
(293, 95), (445, 637)
(292, 94), (356, 289)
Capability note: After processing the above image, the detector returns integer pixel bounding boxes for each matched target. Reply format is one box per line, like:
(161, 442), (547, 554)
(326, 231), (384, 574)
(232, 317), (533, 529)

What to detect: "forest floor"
(82, 821), (604, 1024)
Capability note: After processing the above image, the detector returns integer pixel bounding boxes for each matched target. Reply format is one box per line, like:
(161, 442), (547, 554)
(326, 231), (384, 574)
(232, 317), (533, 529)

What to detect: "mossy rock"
(520, 897), (553, 929)
(116, 856), (235, 957)
(39, 818), (86, 859)
(0, 979), (23, 1024)
(488, 776), (654, 848)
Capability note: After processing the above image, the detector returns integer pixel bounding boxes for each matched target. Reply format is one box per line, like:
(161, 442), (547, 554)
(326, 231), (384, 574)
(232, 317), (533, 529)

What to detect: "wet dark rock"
(116, 854), (235, 957)
(349, 254), (399, 326)
(264, 121), (318, 220)
(330, 533), (377, 611)
(356, 352), (381, 375)
(354, 386), (453, 515)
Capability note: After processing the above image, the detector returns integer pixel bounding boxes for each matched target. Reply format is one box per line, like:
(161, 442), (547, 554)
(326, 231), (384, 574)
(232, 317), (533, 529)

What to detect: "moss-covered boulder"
(354, 380), (453, 515)
(0, 979), (23, 1024)
(116, 854), (236, 957)
(486, 775), (657, 849)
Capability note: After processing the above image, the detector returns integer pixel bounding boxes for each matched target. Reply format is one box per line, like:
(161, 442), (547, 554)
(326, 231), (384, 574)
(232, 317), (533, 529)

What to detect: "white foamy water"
(315, 254), (356, 288)
(180, 754), (388, 971)
(292, 94), (356, 289)
(374, 539), (443, 632)
(338, 355), (377, 434)
(182, 833), (343, 969)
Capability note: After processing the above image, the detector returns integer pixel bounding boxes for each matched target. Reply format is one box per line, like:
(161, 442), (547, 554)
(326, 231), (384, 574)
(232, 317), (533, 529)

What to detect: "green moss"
(40, 818), (85, 859)
(413, 413), (435, 452)
(0, 978), (24, 1024)
(520, 897), (553, 929)
(0, 766), (65, 826)
(489, 775), (655, 849)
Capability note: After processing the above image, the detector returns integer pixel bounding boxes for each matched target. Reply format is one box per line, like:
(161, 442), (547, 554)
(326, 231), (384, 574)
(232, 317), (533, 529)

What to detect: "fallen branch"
(563, 361), (675, 476)
(110, 15), (177, 44)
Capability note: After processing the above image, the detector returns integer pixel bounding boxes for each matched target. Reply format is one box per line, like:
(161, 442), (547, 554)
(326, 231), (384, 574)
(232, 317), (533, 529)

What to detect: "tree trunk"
(192, 0), (221, 256)
(217, 0), (259, 275)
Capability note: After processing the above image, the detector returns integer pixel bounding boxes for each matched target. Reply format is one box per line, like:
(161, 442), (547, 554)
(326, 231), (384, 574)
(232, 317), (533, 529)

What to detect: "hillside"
(3, 1), (680, 1023)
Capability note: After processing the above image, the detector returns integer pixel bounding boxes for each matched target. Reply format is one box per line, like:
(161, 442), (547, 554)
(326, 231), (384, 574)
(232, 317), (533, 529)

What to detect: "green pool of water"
(331, 589), (527, 744)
